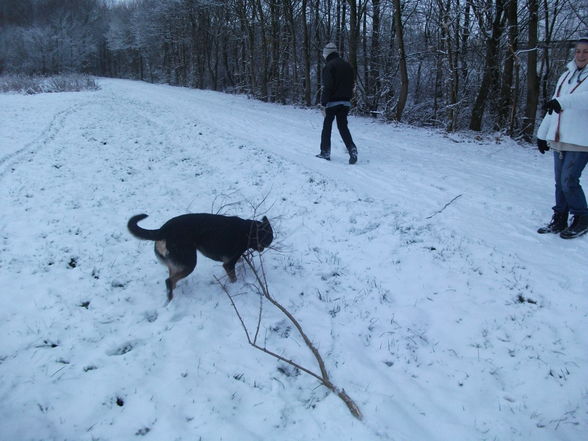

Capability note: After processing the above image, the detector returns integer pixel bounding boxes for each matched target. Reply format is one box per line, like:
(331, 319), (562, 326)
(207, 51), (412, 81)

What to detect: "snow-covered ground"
(0, 79), (586, 441)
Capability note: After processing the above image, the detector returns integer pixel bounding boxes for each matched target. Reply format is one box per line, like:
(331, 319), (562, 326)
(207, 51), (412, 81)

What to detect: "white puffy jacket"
(537, 60), (588, 148)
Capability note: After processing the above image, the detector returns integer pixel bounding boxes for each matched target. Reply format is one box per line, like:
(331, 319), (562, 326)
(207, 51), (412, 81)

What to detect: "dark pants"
(320, 105), (356, 155)
(553, 150), (588, 216)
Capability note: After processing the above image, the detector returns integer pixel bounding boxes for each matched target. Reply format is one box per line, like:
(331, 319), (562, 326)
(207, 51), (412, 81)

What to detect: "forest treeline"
(1, 0), (586, 138)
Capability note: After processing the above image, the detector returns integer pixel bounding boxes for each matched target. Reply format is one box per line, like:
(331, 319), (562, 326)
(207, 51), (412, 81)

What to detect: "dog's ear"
(258, 216), (274, 249)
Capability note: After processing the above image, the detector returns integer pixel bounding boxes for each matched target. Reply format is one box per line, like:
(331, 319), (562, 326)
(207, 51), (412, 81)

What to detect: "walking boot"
(537, 212), (568, 234)
(560, 215), (588, 239)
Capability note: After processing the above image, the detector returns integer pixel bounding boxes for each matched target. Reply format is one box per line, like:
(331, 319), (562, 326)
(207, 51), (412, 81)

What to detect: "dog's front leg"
(165, 278), (174, 303)
(223, 258), (239, 283)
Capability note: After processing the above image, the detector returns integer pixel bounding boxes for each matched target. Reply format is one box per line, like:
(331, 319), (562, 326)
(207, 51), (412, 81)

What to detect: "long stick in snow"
(216, 253), (363, 420)
(425, 194), (463, 219)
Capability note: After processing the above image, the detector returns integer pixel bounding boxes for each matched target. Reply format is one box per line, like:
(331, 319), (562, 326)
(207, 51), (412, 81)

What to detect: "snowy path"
(0, 79), (586, 441)
(107, 80), (586, 276)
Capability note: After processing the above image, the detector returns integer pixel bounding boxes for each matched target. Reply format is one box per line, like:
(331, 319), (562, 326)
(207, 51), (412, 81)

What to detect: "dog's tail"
(127, 214), (163, 241)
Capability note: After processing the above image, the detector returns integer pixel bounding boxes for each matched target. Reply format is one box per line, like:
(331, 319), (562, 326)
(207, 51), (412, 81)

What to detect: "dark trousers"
(320, 105), (356, 155)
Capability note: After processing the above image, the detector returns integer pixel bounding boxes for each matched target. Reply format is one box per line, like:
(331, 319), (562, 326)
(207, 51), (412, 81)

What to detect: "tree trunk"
(498, 0), (518, 133)
(313, 0), (322, 104)
(437, 0), (458, 131)
(347, 0), (361, 74)
(392, 0), (408, 121)
(283, 0), (299, 103)
(302, 0), (312, 106)
(469, 0), (505, 131)
(523, 0), (539, 140)
(367, 0), (381, 113)
(255, 0), (270, 100)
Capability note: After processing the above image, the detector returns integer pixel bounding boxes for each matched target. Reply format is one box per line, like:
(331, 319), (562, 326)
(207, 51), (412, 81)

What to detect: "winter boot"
(560, 215), (588, 239)
(349, 146), (358, 165)
(316, 152), (331, 161)
(537, 212), (568, 234)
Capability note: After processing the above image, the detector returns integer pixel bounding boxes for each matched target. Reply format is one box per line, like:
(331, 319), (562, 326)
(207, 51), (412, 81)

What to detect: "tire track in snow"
(0, 102), (89, 179)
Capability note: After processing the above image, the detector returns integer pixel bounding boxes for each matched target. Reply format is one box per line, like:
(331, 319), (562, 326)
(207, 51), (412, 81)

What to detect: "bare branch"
(217, 251), (363, 420)
(248, 191), (274, 217)
(338, 389), (363, 420)
(425, 194), (463, 219)
(216, 275), (323, 383)
(215, 276), (253, 344)
(243, 254), (331, 381)
(253, 282), (263, 345)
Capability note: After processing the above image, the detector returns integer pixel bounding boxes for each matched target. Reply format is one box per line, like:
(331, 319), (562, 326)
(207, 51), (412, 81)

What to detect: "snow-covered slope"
(0, 79), (586, 441)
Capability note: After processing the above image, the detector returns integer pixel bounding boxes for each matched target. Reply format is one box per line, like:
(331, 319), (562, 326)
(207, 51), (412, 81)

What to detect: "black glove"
(544, 99), (562, 115)
(537, 139), (549, 154)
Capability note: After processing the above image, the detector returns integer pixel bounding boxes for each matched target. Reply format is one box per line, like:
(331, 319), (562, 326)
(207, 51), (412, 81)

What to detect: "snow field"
(0, 79), (586, 441)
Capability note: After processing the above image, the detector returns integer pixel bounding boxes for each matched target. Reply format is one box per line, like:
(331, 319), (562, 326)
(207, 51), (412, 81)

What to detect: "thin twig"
(210, 191), (241, 215)
(215, 276), (253, 344)
(249, 191), (273, 217)
(253, 283), (263, 345)
(425, 194), (463, 219)
(249, 343), (325, 383)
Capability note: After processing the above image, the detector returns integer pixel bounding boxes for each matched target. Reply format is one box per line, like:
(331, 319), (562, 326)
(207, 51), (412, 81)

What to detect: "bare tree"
(3, 0), (586, 137)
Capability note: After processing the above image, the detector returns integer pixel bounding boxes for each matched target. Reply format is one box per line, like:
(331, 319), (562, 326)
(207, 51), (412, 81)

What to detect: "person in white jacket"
(536, 33), (588, 239)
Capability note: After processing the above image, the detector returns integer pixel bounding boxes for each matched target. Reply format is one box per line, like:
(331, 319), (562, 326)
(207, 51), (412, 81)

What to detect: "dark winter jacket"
(321, 53), (355, 106)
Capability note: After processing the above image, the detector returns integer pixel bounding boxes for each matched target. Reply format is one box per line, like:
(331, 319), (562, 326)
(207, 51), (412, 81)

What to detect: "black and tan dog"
(128, 213), (273, 302)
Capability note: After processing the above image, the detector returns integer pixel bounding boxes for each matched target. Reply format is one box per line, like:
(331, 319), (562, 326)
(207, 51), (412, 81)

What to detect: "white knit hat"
(323, 42), (337, 59)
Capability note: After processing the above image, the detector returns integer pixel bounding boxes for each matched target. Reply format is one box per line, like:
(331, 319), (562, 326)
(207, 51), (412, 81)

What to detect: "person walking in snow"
(536, 33), (588, 239)
(316, 42), (358, 165)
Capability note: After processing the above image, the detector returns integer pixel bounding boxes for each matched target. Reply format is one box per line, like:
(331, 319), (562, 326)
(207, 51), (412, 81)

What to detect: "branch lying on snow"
(425, 194), (463, 219)
(215, 252), (363, 420)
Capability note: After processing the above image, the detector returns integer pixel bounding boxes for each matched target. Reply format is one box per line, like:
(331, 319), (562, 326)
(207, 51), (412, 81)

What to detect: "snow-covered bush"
(0, 74), (99, 94)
